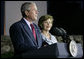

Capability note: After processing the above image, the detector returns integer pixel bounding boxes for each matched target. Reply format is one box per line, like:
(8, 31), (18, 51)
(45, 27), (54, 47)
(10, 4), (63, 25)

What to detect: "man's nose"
(36, 10), (39, 14)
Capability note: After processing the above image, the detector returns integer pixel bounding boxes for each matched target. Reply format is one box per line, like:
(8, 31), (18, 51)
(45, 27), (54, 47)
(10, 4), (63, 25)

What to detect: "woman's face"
(42, 19), (53, 31)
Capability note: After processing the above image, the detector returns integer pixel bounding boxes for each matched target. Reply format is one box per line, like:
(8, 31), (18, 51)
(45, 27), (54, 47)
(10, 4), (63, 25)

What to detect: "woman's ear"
(25, 10), (29, 16)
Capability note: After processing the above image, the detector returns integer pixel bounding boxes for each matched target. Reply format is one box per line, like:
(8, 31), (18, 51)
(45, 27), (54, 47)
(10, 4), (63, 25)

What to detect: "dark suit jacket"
(9, 18), (43, 55)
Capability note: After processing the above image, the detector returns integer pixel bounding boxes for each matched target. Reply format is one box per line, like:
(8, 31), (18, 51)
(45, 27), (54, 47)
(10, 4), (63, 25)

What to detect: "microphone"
(52, 27), (70, 43)
(60, 28), (71, 43)
(52, 27), (64, 36)
(60, 28), (67, 36)
(59, 28), (68, 39)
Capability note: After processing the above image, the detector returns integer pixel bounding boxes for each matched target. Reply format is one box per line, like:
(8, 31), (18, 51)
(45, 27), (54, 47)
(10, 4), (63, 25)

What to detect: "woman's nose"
(47, 22), (50, 25)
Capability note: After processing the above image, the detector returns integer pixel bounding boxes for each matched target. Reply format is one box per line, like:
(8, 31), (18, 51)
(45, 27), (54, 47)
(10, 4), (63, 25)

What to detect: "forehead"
(44, 19), (52, 22)
(30, 3), (37, 9)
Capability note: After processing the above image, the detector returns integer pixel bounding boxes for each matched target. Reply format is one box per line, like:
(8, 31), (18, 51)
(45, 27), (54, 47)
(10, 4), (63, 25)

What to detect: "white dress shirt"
(23, 18), (32, 30)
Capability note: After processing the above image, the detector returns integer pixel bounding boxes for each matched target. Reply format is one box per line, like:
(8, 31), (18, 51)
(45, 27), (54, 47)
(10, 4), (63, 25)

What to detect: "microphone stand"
(59, 28), (71, 43)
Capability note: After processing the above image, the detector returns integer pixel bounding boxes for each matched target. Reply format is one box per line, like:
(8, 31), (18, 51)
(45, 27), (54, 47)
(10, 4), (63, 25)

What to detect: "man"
(9, 2), (43, 56)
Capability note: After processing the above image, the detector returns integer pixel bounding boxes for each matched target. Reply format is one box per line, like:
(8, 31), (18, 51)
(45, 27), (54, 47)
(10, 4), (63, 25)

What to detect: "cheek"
(29, 11), (34, 16)
(32, 11), (36, 16)
(49, 24), (52, 27)
(32, 12), (37, 18)
(43, 24), (46, 29)
(44, 23), (47, 27)
(29, 12), (32, 17)
(31, 12), (34, 17)
(50, 24), (52, 27)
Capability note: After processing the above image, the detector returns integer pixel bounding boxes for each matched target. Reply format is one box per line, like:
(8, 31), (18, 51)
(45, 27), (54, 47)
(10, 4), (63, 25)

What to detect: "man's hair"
(38, 15), (54, 30)
(21, 2), (35, 17)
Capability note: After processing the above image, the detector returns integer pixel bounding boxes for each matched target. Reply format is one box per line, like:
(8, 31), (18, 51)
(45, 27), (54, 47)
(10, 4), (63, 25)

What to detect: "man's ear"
(25, 10), (29, 16)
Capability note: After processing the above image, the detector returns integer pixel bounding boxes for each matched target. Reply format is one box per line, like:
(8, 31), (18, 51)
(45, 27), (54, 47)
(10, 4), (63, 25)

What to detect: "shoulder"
(50, 34), (57, 40)
(50, 33), (56, 38)
(41, 33), (47, 41)
(50, 33), (58, 42)
(10, 20), (22, 30)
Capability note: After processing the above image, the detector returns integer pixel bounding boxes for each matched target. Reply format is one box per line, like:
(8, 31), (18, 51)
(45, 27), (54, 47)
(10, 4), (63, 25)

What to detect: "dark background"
(1, 1), (5, 35)
(47, 1), (83, 35)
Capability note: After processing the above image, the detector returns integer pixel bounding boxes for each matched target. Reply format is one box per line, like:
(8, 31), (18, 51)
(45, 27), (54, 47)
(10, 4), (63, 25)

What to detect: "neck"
(42, 30), (49, 35)
(24, 17), (32, 24)
(42, 30), (51, 39)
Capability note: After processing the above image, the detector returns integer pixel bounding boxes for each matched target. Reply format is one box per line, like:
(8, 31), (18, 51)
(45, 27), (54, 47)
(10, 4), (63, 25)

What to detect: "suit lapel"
(20, 19), (37, 45)
(35, 29), (39, 45)
(33, 24), (41, 46)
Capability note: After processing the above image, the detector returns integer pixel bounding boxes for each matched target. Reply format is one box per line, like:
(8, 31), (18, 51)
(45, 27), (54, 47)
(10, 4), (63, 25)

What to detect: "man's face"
(28, 4), (38, 21)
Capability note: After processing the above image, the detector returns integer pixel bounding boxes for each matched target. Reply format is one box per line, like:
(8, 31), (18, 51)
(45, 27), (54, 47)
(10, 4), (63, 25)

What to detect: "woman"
(38, 15), (58, 45)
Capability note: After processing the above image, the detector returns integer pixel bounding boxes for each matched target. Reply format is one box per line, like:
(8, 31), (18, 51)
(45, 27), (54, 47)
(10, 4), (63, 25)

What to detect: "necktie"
(30, 24), (37, 40)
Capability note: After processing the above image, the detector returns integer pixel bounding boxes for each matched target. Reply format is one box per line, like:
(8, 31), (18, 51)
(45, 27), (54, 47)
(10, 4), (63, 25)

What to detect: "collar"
(23, 18), (32, 30)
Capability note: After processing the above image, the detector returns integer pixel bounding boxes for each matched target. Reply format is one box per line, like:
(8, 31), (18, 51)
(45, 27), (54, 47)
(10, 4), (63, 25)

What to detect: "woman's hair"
(38, 15), (54, 30)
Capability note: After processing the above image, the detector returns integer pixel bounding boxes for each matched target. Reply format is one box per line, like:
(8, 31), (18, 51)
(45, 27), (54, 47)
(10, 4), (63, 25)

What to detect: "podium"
(21, 43), (83, 58)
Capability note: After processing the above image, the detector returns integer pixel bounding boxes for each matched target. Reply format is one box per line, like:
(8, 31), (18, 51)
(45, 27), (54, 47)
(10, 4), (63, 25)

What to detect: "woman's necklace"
(45, 33), (51, 40)
(42, 30), (51, 40)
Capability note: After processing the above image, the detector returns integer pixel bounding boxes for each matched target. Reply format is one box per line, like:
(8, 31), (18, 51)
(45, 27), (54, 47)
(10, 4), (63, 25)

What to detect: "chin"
(48, 28), (51, 30)
(46, 29), (50, 31)
(34, 17), (37, 20)
(33, 18), (37, 21)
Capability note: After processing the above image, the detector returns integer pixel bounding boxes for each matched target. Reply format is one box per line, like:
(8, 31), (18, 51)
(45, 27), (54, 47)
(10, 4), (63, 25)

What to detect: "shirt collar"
(23, 18), (32, 29)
